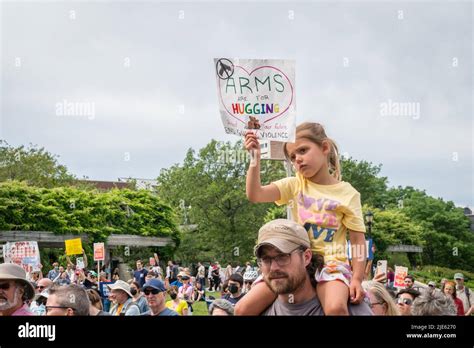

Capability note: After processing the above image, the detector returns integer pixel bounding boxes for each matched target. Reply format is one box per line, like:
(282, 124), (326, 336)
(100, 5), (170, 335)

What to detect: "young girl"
(240, 122), (366, 315)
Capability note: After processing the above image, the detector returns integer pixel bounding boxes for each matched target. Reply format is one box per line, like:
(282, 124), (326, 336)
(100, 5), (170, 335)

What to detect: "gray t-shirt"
(263, 296), (373, 316)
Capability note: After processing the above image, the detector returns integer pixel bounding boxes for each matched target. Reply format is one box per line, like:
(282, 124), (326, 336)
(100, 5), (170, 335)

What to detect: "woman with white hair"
(362, 281), (399, 316)
(209, 298), (234, 316)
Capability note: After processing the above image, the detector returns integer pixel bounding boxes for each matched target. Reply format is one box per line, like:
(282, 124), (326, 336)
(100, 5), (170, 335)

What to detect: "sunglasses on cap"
(397, 297), (413, 305)
(143, 288), (161, 295)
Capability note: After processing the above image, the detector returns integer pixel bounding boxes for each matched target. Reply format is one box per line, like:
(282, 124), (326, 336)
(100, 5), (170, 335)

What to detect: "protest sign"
(94, 243), (105, 261)
(394, 266), (408, 289)
(65, 238), (82, 256)
(3, 241), (41, 273)
(76, 257), (85, 270)
(214, 58), (296, 142)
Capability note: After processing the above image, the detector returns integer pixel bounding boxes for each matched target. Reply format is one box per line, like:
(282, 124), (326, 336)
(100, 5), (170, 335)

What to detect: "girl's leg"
(234, 280), (277, 315)
(317, 280), (349, 315)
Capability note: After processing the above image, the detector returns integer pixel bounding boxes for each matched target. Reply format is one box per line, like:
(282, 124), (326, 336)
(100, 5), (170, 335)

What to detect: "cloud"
(1, 1), (472, 207)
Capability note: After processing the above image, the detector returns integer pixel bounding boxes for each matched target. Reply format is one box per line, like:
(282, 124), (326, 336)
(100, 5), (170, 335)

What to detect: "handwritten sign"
(65, 238), (82, 256)
(3, 241), (41, 273)
(94, 243), (105, 261)
(76, 257), (85, 270)
(214, 58), (296, 142)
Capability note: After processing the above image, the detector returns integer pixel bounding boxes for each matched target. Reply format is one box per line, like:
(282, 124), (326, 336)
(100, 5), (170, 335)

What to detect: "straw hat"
(0, 263), (35, 300)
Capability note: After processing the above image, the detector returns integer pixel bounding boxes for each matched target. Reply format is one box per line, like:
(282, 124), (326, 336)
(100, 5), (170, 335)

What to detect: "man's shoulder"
(160, 308), (179, 316)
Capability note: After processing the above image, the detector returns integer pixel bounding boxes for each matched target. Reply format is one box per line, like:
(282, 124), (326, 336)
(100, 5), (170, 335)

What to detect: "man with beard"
(251, 219), (372, 315)
(0, 263), (35, 316)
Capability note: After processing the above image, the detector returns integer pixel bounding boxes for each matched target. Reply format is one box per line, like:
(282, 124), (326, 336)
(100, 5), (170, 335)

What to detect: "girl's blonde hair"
(284, 122), (341, 180)
(362, 281), (400, 316)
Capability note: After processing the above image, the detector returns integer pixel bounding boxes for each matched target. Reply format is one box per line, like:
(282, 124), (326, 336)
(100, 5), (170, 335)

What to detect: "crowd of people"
(1, 220), (472, 317)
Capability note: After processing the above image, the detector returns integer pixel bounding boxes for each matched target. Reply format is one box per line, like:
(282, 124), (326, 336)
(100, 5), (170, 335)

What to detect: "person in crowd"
(46, 284), (90, 316)
(165, 285), (188, 315)
(235, 219), (372, 316)
(404, 275), (416, 289)
(30, 289), (49, 316)
(0, 263), (35, 316)
(107, 280), (140, 316)
(386, 267), (395, 288)
(412, 289), (457, 316)
(145, 270), (158, 283)
(53, 266), (71, 286)
(82, 270), (98, 289)
(47, 262), (60, 281)
(65, 263), (76, 283)
(170, 272), (183, 288)
(211, 263), (221, 292)
(209, 298), (234, 316)
(440, 278), (448, 292)
(141, 279), (178, 316)
(243, 270), (258, 294)
(150, 253), (163, 280)
(193, 281), (205, 302)
(133, 260), (148, 288)
(178, 272), (194, 312)
(427, 281), (437, 291)
(224, 263), (233, 283)
(454, 273), (473, 316)
(99, 271), (109, 283)
(396, 288), (420, 316)
(443, 281), (465, 316)
(112, 268), (120, 281)
(130, 280), (149, 314)
(29, 278), (54, 316)
(244, 123), (368, 316)
(34, 278), (53, 294)
(207, 263), (214, 291)
(196, 262), (206, 289)
(223, 273), (245, 305)
(245, 262), (252, 273)
(362, 281), (399, 316)
(29, 270), (42, 285)
(87, 288), (110, 316)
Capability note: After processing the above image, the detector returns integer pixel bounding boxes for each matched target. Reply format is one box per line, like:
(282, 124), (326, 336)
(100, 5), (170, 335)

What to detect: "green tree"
(340, 157), (388, 208)
(157, 140), (286, 265)
(0, 141), (75, 187)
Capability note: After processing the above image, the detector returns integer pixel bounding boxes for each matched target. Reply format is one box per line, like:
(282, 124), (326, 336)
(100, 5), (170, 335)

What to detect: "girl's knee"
(323, 301), (349, 316)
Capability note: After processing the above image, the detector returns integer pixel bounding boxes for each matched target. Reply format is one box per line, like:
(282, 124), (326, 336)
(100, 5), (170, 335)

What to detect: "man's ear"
(66, 308), (75, 316)
(303, 249), (312, 267)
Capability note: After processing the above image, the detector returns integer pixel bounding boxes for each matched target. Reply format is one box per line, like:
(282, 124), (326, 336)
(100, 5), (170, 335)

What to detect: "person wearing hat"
(107, 280), (140, 316)
(234, 219), (372, 315)
(0, 263), (35, 316)
(141, 279), (178, 316)
(454, 273), (473, 316)
(177, 272), (192, 298)
(209, 298), (234, 316)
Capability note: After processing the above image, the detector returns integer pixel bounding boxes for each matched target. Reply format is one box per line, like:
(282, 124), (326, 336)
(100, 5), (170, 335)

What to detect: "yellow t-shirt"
(273, 172), (366, 263)
(165, 300), (188, 315)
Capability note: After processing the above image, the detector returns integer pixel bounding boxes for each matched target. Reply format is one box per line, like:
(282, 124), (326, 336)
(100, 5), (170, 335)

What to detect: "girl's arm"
(244, 131), (281, 203)
(349, 230), (366, 304)
(234, 280), (277, 315)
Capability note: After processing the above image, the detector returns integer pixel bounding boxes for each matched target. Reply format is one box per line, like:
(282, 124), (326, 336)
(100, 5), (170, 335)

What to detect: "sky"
(1, 0), (472, 208)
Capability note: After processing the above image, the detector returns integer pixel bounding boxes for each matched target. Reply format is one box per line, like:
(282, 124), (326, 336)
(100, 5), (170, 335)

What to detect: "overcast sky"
(1, 1), (472, 208)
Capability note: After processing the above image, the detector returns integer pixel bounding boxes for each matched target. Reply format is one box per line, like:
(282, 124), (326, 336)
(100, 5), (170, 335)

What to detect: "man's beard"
(263, 268), (307, 295)
(0, 287), (21, 311)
